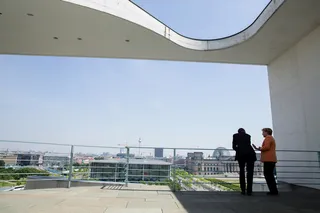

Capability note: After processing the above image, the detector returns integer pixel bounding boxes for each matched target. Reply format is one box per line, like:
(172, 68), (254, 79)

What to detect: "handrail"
(1, 139), (319, 192)
(126, 146), (320, 153)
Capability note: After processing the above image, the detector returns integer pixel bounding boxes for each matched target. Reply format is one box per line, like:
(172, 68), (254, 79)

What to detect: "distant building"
(174, 158), (186, 169)
(186, 150), (263, 176)
(0, 155), (18, 166)
(187, 152), (203, 160)
(17, 154), (41, 166)
(90, 159), (171, 182)
(75, 157), (94, 165)
(212, 147), (231, 160)
(43, 153), (70, 167)
(186, 152), (220, 175)
(154, 148), (164, 158)
(116, 153), (135, 159)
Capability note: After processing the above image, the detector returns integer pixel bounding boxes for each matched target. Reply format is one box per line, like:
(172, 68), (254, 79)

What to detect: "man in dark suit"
(233, 128), (257, 195)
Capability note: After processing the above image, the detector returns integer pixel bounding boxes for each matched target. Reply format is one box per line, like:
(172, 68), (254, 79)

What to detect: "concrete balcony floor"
(0, 184), (320, 213)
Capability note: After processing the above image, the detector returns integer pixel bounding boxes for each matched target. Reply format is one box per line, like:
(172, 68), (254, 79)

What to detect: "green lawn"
(205, 178), (241, 191)
(0, 181), (15, 187)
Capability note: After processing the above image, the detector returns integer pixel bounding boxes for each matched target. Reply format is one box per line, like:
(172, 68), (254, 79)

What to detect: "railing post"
(274, 167), (278, 183)
(125, 147), (130, 187)
(173, 148), (176, 192)
(115, 163), (117, 182)
(142, 164), (145, 181)
(68, 145), (74, 188)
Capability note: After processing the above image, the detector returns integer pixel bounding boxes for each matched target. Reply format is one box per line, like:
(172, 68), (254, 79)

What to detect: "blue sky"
(0, 0), (272, 154)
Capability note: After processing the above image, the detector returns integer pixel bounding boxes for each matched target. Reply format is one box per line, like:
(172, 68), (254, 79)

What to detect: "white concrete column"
(268, 25), (320, 189)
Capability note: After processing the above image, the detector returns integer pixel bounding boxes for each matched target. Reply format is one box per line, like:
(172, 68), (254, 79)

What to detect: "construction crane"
(117, 142), (128, 154)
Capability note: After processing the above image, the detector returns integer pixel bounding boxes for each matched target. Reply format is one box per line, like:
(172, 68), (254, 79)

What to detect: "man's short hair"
(262, 128), (273, 135)
(238, 128), (246, 133)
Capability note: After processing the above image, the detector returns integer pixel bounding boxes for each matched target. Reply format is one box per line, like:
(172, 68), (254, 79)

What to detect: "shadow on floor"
(171, 186), (320, 213)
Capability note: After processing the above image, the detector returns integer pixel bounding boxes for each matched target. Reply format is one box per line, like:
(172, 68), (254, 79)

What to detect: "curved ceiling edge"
(63, 0), (286, 51)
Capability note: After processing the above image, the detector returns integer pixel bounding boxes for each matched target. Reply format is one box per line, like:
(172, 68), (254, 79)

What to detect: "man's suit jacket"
(232, 133), (257, 162)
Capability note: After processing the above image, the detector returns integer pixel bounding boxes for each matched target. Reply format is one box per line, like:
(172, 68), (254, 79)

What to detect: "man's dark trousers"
(238, 159), (255, 194)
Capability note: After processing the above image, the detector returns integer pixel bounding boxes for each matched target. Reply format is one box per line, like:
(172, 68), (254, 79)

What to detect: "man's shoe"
(241, 191), (246, 195)
(247, 192), (252, 196)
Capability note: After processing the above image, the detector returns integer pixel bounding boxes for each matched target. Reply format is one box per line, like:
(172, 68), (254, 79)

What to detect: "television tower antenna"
(138, 138), (142, 156)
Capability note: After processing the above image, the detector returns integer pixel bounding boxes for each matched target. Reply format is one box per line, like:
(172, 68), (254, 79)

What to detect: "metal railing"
(0, 140), (319, 192)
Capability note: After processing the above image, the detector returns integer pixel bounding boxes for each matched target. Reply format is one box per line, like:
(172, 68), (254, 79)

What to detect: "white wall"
(268, 25), (320, 189)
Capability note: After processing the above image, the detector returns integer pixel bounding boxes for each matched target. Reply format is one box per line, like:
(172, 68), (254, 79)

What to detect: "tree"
(94, 157), (104, 160)
(14, 168), (49, 179)
(0, 167), (49, 181)
(0, 160), (5, 167)
(0, 168), (16, 180)
(73, 162), (80, 167)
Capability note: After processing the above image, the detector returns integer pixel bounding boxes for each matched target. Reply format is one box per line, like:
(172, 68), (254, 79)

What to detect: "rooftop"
(1, 185), (320, 213)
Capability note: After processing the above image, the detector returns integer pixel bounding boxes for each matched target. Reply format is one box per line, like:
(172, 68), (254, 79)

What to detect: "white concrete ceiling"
(0, 0), (320, 65)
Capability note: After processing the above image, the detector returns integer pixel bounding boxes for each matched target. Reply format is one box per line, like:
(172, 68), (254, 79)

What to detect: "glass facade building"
(90, 159), (171, 182)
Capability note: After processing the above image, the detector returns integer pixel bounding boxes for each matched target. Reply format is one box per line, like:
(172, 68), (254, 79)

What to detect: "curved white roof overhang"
(0, 0), (320, 65)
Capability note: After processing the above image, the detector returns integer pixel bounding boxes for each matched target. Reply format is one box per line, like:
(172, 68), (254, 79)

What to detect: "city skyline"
(0, 143), (232, 159)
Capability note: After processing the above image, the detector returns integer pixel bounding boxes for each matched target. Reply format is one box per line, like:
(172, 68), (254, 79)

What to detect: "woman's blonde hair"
(262, 128), (273, 135)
